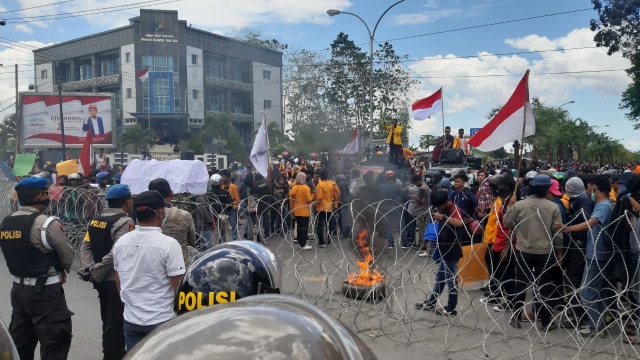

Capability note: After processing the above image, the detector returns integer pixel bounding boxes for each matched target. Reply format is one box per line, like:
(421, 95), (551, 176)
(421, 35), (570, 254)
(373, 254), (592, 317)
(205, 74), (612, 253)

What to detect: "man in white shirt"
(113, 190), (185, 351)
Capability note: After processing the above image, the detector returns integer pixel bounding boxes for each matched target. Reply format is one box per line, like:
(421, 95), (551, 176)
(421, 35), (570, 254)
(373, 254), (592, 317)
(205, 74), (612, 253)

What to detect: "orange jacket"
(289, 184), (313, 217)
(315, 180), (335, 213)
(222, 183), (240, 210)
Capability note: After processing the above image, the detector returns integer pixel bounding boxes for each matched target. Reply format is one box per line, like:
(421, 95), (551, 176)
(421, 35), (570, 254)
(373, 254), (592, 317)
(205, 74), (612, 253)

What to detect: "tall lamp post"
(327, 0), (405, 155)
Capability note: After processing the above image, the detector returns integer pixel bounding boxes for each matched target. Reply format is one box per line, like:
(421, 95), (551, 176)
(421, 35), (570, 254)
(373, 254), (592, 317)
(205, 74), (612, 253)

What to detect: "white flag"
(250, 114), (270, 178)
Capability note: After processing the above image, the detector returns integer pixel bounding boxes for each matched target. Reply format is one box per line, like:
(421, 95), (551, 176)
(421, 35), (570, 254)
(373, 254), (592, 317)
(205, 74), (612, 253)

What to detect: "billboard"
(21, 92), (115, 147)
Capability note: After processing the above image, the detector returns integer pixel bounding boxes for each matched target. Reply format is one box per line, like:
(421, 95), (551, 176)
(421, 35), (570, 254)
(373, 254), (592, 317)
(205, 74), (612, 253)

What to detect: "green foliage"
(0, 113), (16, 158)
(117, 124), (155, 153)
(591, 0), (640, 127)
(242, 30), (288, 52)
(185, 134), (204, 154)
(201, 112), (247, 161)
(418, 134), (438, 150)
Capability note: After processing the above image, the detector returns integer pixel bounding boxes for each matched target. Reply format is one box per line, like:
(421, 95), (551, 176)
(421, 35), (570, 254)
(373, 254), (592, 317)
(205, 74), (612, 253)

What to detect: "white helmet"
(68, 173), (81, 180)
(525, 170), (538, 180)
(209, 174), (223, 186)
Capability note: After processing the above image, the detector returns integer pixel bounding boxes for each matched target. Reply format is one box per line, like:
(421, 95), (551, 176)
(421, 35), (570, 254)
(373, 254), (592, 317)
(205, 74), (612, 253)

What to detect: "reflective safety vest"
(0, 212), (62, 277)
(87, 213), (126, 263)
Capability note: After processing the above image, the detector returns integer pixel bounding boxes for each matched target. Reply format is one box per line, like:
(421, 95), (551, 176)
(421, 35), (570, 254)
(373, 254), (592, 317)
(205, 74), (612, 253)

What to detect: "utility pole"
(57, 62), (66, 158)
(15, 64), (19, 155)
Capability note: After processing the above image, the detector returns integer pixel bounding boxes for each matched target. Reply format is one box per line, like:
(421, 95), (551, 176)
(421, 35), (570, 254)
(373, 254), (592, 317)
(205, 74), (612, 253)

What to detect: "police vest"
(0, 212), (62, 277)
(88, 213), (126, 263)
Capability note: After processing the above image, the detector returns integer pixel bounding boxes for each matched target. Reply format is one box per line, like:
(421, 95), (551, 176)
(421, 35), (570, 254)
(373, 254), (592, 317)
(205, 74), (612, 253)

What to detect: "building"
(33, 9), (282, 154)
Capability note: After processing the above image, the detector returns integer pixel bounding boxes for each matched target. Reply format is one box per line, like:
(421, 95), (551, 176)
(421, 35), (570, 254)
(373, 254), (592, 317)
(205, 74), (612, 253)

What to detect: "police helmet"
(0, 318), (18, 360)
(125, 295), (377, 360)
(385, 170), (396, 178)
(68, 173), (81, 180)
(175, 241), (282, 314)
(209, 173), (223, 186)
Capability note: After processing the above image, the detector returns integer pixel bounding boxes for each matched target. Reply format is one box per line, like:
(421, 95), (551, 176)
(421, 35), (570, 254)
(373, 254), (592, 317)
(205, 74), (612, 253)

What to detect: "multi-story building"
(33, 9), (282, 154)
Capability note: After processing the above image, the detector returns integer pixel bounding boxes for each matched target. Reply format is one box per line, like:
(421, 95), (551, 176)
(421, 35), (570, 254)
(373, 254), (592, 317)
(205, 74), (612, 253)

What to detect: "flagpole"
(440, 86), (445, 139)
(515, 70), (530, 198)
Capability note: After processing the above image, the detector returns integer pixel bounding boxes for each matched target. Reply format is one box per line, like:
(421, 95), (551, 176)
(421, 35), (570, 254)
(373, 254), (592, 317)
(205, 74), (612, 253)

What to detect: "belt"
(13, 274), (61, 286)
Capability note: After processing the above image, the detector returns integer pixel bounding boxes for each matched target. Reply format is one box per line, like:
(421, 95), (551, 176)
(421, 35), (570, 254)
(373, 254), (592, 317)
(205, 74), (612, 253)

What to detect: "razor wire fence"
(1, 184), (640, 359)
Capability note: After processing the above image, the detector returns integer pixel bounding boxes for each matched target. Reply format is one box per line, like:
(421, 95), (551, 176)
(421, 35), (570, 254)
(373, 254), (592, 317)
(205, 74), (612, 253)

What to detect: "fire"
(346, 229), (385, 287)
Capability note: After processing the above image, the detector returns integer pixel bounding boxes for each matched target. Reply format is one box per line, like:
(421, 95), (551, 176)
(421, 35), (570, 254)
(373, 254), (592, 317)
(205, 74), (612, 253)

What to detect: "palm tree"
(0, 113), (16, 157)
(118, 124), (155, 153)
(201, 112), (247, 161)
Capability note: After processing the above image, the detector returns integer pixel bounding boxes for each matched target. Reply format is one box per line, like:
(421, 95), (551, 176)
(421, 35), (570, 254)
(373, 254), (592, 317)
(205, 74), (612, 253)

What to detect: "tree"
(418, 134), (438, 150)
(0, 113), (16, 158)
(591, 0), (640, 128)
(201, 112), (247, 161)
(242, 30), (288, 52)
(118, 124), (155, 153)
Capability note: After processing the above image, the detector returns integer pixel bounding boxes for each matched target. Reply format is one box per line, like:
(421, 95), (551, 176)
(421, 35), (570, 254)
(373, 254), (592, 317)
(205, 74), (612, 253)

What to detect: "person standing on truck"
(384, 118), (403, 164)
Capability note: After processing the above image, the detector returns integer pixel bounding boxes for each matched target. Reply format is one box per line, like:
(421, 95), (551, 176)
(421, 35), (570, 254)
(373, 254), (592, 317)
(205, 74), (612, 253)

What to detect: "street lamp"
(327, 0), (406, 155)
(558, 100), (575, 108)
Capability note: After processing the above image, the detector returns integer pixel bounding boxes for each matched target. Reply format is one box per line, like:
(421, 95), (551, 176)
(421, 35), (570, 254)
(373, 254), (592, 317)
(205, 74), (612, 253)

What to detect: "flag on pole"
(79, 125), (92, 175)
(137, 67), (149, 82)
(250, 113), (270, 178)
(412, 88), (443, 120)
(340, 128), (358, 154)
(468, 71), (535, 152)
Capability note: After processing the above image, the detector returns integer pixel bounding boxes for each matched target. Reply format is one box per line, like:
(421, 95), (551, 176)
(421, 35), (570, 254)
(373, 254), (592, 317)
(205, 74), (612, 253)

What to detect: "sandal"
(623, 335), (639, 345)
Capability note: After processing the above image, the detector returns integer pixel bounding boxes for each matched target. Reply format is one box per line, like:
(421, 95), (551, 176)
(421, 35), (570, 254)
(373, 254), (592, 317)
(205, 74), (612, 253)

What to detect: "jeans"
(228, 210), (238, 240)
(123, 319), (169, 351)
(580, 258), (607, 330)
(384, 207), (400, 247)
(197, 229), (213, 250)
(427, 259), (459, 311)
(401, 211), (415, 247)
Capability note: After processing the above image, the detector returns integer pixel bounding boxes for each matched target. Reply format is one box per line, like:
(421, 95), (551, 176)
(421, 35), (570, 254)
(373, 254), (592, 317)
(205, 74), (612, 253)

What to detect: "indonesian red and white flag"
(412, 88), (442, 120)
(340, 128), (358, 154)
(468, 71), (535, 152)
(78, 125), (92, 176)
(137, 67), (149, 82)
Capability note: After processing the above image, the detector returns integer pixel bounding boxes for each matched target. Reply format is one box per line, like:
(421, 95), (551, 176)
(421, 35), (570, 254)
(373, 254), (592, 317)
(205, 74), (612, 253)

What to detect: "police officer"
(0, 177), (74, 360)
(80, 184), (134, 360)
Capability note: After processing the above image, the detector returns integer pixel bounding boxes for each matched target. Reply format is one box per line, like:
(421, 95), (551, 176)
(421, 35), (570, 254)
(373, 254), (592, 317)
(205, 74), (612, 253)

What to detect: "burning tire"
(342, 281), (386, 300)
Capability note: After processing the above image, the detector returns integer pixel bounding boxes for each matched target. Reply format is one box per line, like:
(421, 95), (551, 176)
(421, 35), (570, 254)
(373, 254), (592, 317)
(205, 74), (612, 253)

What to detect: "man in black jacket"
(415, 190), (464, 316)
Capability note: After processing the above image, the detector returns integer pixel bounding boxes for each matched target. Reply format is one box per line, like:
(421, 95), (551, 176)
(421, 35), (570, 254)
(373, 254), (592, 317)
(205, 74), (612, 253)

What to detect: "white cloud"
(14, 24), (33, 34)
(0, 41), (49, 120)
(34, 0), (354, 33)
(408, 27), (631, 132)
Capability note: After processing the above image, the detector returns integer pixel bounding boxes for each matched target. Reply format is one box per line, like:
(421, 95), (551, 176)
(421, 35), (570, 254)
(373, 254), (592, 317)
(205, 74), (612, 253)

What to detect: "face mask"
(590, 191), (596, 202)
(27, 199), (50, 208)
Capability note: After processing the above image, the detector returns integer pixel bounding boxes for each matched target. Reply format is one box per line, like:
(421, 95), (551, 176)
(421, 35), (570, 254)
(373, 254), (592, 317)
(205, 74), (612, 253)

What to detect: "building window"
(192, 89), (198, 100)
(40, 70), (47, 79)
(264, 99), (271, 109)
(126, 88), (132, 98)
(209, 91), (223, 112)
(101, 54), (120, 76)
(263, 70), (271, 80)
(191, 54), (198, 65)
(233, 96), (243, 114)
(79, 61), (92, 80)
(208, 58), (223, 78)
(125, 52), (131, 63)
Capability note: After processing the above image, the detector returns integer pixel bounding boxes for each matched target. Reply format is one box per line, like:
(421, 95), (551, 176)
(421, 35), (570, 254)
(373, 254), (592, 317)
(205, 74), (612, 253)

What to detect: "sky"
(0, 0), (635, 153)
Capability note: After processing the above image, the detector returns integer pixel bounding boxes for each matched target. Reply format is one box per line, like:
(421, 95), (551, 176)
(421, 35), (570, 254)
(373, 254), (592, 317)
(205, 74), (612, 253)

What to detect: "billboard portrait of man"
(83, 103), (104, 137)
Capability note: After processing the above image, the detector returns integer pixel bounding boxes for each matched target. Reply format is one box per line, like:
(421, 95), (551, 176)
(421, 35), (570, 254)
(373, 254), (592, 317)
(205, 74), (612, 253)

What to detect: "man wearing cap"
(80, 184), (134, 360)
(148, 178), (196, 267)
(113, 190), (186, 350)
(82, 103), (105, 136)
(504, 174), (563, 331)
(0, 177), (75, 359)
